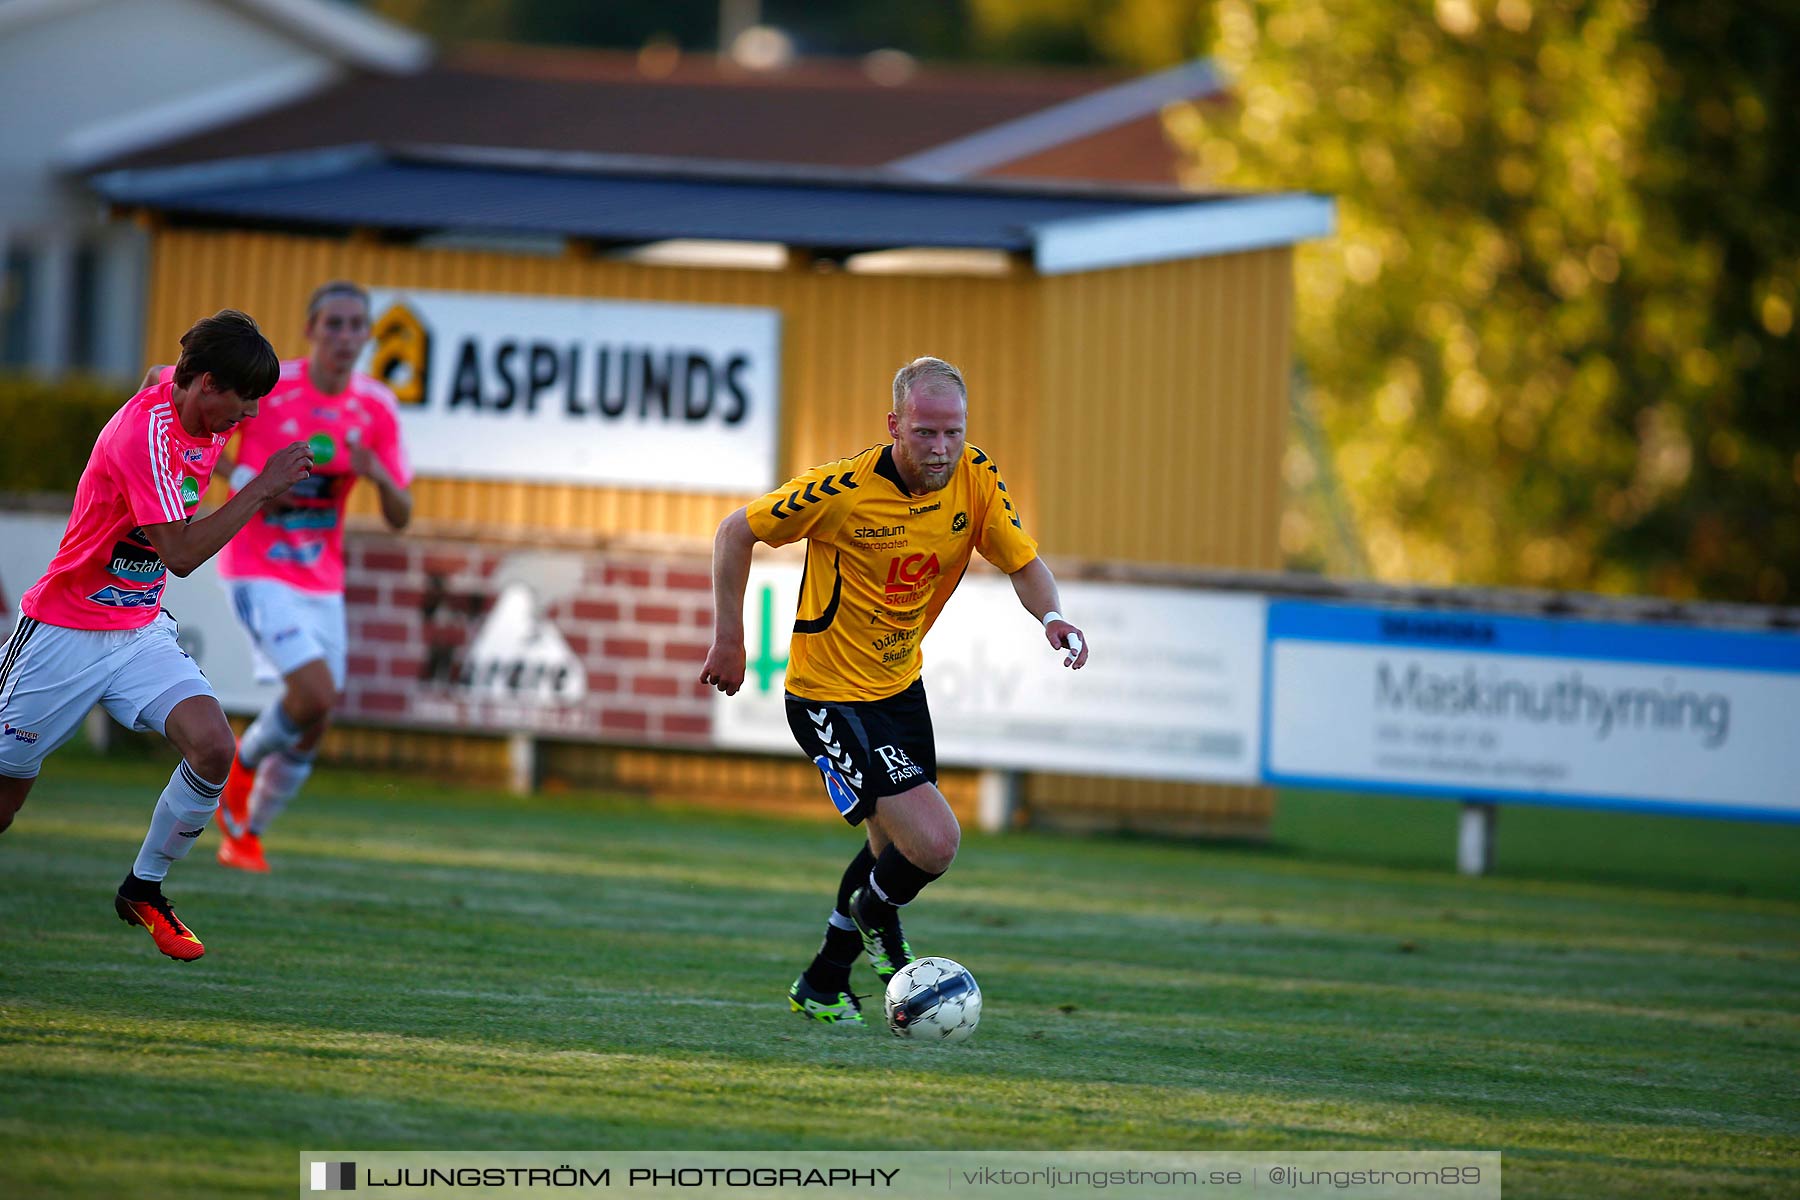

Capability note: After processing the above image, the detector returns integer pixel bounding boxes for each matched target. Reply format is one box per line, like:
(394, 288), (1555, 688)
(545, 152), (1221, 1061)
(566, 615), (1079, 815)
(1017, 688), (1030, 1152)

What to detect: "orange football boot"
(216, 829), (270, 873)
(115, 887), (205, 961)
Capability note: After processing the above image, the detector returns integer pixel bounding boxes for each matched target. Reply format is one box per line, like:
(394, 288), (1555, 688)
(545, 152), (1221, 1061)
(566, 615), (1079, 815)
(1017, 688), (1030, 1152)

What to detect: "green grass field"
(2, 750), (1796, 1199)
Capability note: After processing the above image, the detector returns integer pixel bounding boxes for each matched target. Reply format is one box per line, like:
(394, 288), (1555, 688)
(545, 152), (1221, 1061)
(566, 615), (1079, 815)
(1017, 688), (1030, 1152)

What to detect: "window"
(0, 244), (32, 368)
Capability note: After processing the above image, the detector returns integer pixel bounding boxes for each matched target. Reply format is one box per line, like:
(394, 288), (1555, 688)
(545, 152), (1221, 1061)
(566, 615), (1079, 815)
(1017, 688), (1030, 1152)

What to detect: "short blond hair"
(891, 356), (967, 413)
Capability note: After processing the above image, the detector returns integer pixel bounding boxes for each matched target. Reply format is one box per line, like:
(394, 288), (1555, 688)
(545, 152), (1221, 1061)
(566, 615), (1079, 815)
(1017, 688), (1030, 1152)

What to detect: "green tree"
(1181, 0), (1799, 602)
(367, 0), (1208, 64)
(965, 0), (1210, 67)
(369, 0), (721, 49)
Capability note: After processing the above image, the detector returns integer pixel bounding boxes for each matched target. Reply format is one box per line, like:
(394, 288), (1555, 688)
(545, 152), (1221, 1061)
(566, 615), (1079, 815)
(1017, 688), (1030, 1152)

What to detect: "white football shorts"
(225, 579), (347, 687)
(0, 609), (215, 779)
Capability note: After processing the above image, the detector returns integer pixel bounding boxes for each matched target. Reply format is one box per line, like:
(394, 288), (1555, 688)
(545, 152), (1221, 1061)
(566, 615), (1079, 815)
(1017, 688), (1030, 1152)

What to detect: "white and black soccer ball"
(883, 956), (982, 1043)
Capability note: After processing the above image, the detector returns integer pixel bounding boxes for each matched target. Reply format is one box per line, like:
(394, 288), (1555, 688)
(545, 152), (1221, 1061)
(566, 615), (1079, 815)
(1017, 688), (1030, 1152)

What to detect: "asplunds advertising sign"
(361, 289), (780, 491)
(1264, 602), (1800, 819)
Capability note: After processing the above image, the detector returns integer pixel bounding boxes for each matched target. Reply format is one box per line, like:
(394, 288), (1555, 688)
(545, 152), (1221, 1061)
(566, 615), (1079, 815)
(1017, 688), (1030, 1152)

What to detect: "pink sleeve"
(112, 412), (190, 527)
(372, 409), (412, 489)
(157, 365), (175, 384)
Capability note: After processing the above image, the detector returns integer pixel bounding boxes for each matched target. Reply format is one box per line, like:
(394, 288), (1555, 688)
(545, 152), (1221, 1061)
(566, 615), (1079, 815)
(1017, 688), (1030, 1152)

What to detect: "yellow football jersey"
(746, 442), (1039, 703)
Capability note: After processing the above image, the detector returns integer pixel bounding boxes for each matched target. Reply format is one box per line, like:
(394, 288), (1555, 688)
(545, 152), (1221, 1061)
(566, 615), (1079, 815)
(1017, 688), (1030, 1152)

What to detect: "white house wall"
(0, 0), (344, 230)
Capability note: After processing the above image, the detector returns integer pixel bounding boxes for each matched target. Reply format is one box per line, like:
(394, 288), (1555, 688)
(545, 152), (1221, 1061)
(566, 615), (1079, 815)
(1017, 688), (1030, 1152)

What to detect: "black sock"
(837, 843), (878, 917)
(805, 845), (880, 994)
(869, 843), (943, 908)
(118, 872), (160, 900)
(804, 925), (863, 993)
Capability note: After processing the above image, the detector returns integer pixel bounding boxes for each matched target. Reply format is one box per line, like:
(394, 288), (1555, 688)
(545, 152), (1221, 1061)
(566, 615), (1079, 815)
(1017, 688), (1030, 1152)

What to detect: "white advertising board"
(360, 288), (781, 492)
(0, 511), (279, 717)
(1264, 602), (1800, 820)
(713, 565), (1266, 783)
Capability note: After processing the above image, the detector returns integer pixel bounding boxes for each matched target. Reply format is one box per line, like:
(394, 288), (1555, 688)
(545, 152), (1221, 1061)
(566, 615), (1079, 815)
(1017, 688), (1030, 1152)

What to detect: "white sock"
(239, 699), (302, 769)
(132, 762), (224, 882)
(248, 749), (314, 836)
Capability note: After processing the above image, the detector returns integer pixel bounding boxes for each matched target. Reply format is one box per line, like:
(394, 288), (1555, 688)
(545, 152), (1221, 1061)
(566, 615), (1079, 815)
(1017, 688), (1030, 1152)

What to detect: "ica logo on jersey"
(885, 552), (940, 597)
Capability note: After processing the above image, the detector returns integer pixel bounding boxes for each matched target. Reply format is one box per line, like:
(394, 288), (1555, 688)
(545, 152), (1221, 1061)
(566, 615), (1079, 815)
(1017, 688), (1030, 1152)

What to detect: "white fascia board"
(57, 58), (341, 170)
(89, 144), (381, 200)
(888, 57), (1225, 181)
(231, 0), (430, 73)
(1032, 193), (1335, 275)
(0, 0), (429, 72)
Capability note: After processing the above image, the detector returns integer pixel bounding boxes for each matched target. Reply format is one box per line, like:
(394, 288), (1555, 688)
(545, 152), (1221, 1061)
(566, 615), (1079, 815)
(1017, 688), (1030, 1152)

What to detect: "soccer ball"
(883, 956), (982, 1043)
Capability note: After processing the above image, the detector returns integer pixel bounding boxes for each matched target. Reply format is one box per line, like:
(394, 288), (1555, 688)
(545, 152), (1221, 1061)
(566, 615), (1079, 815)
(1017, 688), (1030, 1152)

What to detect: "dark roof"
(97, 46), (1137, 175)
(92, 144), (1160, 246)
(89, 144), (1333, 273)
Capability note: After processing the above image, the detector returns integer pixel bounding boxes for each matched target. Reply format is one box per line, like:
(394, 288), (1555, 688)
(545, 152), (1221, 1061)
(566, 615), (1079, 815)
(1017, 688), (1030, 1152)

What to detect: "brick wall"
(332, 532), (1272, 838)
(341, 534), (718, 748)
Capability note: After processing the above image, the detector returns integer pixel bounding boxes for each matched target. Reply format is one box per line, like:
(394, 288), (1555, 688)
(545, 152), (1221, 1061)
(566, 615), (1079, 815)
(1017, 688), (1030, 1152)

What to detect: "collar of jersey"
(876, 445), (915, 496)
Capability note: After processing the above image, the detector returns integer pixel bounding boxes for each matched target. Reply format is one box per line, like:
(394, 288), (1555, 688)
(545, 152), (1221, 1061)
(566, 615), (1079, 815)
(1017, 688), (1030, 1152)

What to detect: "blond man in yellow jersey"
(701, 357), (1089, 1025)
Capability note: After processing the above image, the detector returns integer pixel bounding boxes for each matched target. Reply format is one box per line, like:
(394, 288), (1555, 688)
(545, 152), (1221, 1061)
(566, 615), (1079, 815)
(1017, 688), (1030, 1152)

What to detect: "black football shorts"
(784, 679), (938, 825)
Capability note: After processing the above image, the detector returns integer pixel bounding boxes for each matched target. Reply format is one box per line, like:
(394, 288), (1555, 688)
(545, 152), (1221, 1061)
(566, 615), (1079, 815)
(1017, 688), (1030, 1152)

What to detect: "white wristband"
(1041, 610), (1064, 628)
(229, 463), (258, 492)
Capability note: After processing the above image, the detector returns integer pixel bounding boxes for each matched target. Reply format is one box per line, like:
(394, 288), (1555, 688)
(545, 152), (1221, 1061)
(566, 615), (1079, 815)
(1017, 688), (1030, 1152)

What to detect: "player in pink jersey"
(197, 282), (412, 872)
(0, 311), (313, 960)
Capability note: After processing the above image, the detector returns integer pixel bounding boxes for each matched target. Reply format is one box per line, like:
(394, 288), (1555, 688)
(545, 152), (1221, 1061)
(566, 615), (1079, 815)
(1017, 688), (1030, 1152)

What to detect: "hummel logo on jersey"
(908, 502), (940, 515)
(808, 707), (863, 788)
(770, 470), (858, 519)
(875, 745), (924, 784)
(969, 447), (1021, 528)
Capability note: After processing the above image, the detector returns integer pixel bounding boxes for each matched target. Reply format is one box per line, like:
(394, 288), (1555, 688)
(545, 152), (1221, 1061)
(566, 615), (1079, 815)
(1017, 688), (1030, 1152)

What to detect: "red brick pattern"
(340, 535), (716, 747)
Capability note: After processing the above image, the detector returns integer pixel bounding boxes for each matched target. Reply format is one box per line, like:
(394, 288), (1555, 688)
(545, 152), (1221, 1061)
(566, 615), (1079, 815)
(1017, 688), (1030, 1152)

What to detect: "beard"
(899, 448), (955, 493)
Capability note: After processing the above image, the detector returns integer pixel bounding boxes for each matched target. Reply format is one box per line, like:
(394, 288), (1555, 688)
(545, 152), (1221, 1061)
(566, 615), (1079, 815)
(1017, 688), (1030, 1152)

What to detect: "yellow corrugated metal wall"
(1036, 249), (1293, 567)
(1029, 249), (1294, 829)
(150, 228), (1292, 834)
(144, 230), (1042, 538)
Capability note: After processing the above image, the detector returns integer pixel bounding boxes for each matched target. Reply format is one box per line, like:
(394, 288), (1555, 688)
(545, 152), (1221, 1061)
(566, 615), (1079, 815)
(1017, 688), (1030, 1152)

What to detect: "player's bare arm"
(212, 450), (239, 488)
(349, 432), (413, 530)
(143, 441), (314, 576)
(1008, 555), (1089, 669)
(699, 507), (758, 695)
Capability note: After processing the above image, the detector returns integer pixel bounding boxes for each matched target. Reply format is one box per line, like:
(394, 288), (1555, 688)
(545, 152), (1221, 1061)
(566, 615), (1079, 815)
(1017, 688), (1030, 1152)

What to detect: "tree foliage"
(367, 0), (1206, 65)
(1180, 0), (1798, 603)
(370, 0), (720, 49)
(964, 0), (1210, 67)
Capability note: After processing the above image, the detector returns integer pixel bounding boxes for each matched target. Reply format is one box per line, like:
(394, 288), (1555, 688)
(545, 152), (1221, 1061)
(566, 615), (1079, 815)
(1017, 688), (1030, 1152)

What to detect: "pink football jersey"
(215, 359), (411, 594)
(22, 383), (223, 629)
